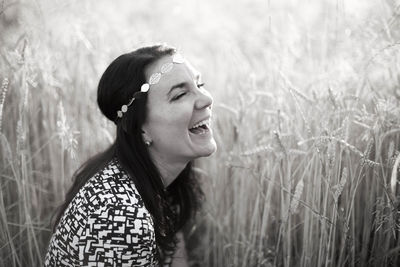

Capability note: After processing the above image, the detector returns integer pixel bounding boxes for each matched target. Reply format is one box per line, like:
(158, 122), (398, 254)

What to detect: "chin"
(197, 140), (217, 158)
(187, 128), (217, 158)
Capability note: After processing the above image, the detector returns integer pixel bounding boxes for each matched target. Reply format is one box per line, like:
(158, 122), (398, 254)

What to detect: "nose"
(195, 87), (213, 110)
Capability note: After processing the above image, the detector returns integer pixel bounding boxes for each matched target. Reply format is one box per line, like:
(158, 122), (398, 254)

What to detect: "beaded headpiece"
(116, 53), (185, 119)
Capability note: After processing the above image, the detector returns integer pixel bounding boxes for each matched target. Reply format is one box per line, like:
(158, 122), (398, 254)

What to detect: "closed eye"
(197, 83), (205, 88)
(172, 92), (187, 100)
(170, 82), (205, 101)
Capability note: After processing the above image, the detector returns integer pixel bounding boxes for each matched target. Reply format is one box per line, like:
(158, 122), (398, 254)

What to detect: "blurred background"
(1, 0), (400, 266)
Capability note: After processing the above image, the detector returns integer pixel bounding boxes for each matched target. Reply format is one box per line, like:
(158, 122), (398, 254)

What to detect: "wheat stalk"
(390, 153), (400, 198)
(289, 178), (304, 214)
(0, 77), (9, 133)
(273, 131), (287, 158)
(333, 167), (348, 203)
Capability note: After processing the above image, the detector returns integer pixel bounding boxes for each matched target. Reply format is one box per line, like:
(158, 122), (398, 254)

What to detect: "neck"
(148, 150), (188, 187)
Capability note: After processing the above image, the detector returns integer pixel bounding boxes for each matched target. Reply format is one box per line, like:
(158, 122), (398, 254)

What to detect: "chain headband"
(116, 53), (185, 119)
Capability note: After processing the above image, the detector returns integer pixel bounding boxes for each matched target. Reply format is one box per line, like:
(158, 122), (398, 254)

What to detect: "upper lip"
(189, 116), (211, 129)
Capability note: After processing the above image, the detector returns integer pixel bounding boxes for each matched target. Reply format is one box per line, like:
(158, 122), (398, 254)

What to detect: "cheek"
(149, 104), (192, 138)
(174, 108), (193, 133)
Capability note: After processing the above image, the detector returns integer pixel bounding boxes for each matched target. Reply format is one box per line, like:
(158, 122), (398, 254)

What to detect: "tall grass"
(1, 0), (399, 266)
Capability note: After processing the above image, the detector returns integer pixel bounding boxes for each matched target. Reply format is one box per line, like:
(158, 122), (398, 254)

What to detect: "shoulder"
(65, 158), (148, 224)
(78, 202), (158, 266)
(85, 158), (141, 203)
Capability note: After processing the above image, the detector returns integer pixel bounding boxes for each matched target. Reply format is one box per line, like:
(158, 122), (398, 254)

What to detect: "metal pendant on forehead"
(172, 53), (185, 64)
(160, 62), (173, 74)
(149, 73), (162, 85)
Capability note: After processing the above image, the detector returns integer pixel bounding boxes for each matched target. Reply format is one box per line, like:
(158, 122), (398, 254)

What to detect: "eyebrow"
(167, 74), (202, 97)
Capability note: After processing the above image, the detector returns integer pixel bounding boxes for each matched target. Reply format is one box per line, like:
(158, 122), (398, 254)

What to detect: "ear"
(141, 129), (152, 143)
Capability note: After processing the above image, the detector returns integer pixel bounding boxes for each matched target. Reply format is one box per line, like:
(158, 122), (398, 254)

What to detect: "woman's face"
(142, 55), (217, 164)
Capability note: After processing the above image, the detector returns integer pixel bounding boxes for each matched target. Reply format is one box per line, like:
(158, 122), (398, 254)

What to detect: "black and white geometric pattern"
(45, 158), (159, 266)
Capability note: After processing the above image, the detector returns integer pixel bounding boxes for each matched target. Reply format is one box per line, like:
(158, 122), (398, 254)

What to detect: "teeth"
(190, 118), (210, 129)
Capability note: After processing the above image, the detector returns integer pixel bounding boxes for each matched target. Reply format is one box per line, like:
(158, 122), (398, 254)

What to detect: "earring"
(145, 140), (152, 146)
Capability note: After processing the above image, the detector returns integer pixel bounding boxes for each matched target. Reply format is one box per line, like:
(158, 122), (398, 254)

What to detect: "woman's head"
(98, 44), (216, 165)
(142, 53), (217, 169)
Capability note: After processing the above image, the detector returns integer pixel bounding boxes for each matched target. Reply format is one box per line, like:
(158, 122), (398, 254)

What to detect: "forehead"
(144, 55), (200, 88)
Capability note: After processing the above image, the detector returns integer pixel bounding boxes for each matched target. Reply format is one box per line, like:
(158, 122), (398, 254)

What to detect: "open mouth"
(189, 118), (210, 135)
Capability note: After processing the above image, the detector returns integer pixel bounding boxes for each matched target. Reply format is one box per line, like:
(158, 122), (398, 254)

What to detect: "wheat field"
(1, 0), (400, 266)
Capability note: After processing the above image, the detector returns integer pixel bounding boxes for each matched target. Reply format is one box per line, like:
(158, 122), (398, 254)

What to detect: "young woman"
(45, 44), (217, 266)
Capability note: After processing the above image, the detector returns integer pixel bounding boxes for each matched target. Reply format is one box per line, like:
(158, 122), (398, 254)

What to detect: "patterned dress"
(45, 158), (159, 266)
